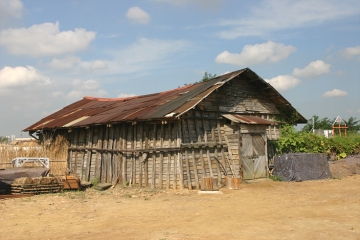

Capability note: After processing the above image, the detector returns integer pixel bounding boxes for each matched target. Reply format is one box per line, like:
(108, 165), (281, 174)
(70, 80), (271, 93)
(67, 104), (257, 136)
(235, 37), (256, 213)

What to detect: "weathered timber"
(191, 149), (199, 189)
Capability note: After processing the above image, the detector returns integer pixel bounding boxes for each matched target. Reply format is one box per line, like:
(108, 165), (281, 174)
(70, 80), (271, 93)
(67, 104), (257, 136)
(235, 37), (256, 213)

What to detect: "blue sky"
(0, 0), (359, 137)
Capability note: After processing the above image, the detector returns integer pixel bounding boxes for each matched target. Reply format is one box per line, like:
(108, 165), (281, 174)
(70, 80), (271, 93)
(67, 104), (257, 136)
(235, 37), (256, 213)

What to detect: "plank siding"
(61, 86), (273, 189)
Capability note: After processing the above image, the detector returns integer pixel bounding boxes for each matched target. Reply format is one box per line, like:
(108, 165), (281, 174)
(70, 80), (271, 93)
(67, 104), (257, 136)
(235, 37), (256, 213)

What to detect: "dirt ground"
(1, 172), (360, 240)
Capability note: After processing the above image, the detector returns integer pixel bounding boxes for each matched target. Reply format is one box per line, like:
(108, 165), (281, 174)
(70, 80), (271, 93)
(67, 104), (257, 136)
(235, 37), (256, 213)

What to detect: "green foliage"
(201, 72), (217, 82)
(91, 178), (99, 186)
(269, 175), (282, 181)
(0, 136), (9, 144)
(302, 115), (333, 132)
(276, 109), (300, 125)
(302, 115), (360, 133)
(275, 124), (360, 160)
(345, 117), (360, 133)
(183, 71), (217, 86)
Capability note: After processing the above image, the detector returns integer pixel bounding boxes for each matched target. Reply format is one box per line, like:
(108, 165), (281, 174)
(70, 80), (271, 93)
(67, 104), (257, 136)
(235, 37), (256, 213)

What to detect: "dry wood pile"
(11, 177), (62, 194)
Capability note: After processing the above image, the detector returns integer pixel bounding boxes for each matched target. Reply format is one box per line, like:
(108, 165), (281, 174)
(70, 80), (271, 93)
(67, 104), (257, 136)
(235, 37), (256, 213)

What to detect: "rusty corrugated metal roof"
(222, 114), (274, 125)
(23, 68), (306, 132)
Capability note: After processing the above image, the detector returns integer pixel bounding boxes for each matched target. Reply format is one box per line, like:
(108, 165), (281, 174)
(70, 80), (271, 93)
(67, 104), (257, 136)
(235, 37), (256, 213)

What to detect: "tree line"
(301, 115), (360, 133)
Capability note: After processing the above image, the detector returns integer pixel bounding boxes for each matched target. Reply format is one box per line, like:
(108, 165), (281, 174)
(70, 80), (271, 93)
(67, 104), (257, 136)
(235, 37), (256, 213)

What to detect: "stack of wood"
(11, 177), (62, 194)
(61, 175), (81, 190)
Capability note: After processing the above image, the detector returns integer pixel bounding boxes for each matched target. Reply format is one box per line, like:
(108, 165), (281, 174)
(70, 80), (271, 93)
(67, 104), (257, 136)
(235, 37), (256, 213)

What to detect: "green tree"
(0, 136), (9, 144)
(345, 117), (360, 133)
(302, 115), (333, 132)
(201, 72), (217, 82)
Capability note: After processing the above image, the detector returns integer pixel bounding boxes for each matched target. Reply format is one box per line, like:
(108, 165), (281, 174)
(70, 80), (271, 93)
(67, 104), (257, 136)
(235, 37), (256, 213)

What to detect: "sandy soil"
(1, 175), (360, 240)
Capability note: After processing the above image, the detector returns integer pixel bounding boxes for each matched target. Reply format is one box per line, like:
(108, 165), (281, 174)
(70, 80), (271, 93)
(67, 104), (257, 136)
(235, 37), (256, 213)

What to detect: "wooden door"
(242, 133), (267, 180)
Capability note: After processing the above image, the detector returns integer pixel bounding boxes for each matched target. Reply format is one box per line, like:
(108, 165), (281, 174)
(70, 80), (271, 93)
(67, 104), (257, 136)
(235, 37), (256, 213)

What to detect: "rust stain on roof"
(23, 68), (306, 132)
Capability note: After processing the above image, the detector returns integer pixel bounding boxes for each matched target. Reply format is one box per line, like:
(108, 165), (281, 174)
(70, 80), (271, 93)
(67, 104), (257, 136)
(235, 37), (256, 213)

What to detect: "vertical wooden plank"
(225, 135), (239, 178)
(181, 119), (186, 144)
(152, 153), (156, 188)
(211, 119), (216, 143)
(166, 123), (171, 190)
(159, 124), (164, 188)
(186, 118), (194, 143)
(80, 129), (87, 180)
(139, 122), (143, 187)
(218, 121), (227, 174)
(194, 117), (206, 178)
(152, 124), (156, 188)
(194, 113), (202, 143)
(214, 148), (221, 187)
(86, 127), (93, 181)
(74, 130), (81, 176)
(131, 124), (136, 186)
(95, 126), (102, 182)
(238, 130), (244, 180)
(102, 126), (109, 183)
(264, 134), (269, 177)
(185, 150), (191, 189)
(167, 153), (171, 190)
(68, 131), (74, 173)
(144, 123), (149, 187)
(117, 124), (123, 184)
(199, 149), (206, 177)
(209, 119), (221, 185)
(178, 121), (184, 190)
(108, 126), (114, 183)
(121, 123), (127, 184)
(202, 115), (214, 178)
(191, 149), (199, 189)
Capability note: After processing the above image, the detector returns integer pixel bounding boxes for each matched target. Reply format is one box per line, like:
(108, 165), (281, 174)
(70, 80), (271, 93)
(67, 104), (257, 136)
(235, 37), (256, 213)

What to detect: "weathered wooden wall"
(44, 75), (287, 188)
(61, 109), (245, 189)
(197, 76), (280, 140)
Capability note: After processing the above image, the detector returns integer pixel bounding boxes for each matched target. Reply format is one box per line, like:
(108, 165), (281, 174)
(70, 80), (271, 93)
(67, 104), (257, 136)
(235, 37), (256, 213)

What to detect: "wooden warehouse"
(24, 68), (306, 189)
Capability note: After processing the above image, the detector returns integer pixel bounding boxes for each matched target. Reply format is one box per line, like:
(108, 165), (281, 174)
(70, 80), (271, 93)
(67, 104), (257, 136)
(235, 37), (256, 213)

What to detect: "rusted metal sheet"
(23, 68), (306, 132)
(222, 114), (274, 125)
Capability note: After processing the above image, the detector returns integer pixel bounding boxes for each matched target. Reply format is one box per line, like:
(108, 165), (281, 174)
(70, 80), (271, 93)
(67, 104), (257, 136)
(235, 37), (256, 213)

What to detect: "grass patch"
(269, 175), (283, 181)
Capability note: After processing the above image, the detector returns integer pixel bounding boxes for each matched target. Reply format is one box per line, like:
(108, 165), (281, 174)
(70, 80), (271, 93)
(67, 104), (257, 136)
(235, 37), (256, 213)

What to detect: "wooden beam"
(121, 124), (127, 185)
(166, 124), (171, 190)
(139, 122), (143, 187)
(177, 122), (184, 190)
(224, 135), (238, 178)
(184, 150), (191, 190)
(191, 149), (199, 189)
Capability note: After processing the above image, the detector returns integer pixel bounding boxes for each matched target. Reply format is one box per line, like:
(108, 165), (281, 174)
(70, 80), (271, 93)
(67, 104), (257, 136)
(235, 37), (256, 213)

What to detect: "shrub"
(274, 125), (360, 159)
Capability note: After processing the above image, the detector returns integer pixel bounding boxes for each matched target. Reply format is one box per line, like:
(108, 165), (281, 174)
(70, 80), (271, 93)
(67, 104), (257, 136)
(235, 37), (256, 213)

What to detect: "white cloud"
(48, 56), (81, 70)
(153, 0), (223, 9)
(322, 89), (348, 98)
(48, 57), (107, 71)
(66, 79), (107, 100)
(292, 60), (331, 79)
(215, 41), (296, 66)
(126, 7), (151, 24)
(218, 0), (360, 39)
(340, 45), (360, 59)
(265, 75), (300, 92)
(0, 0), (23, 21)
(117, 93), (137, 98)
(0, 22), (96, 57)
(91, 60), (107, 70)
(0, 66), (50, 89)
(109, 38), (190, 73)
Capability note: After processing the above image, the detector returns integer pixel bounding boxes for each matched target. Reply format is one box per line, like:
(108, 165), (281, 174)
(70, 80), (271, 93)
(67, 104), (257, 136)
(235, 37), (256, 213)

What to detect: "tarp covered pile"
(273, 153), (332, 182)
